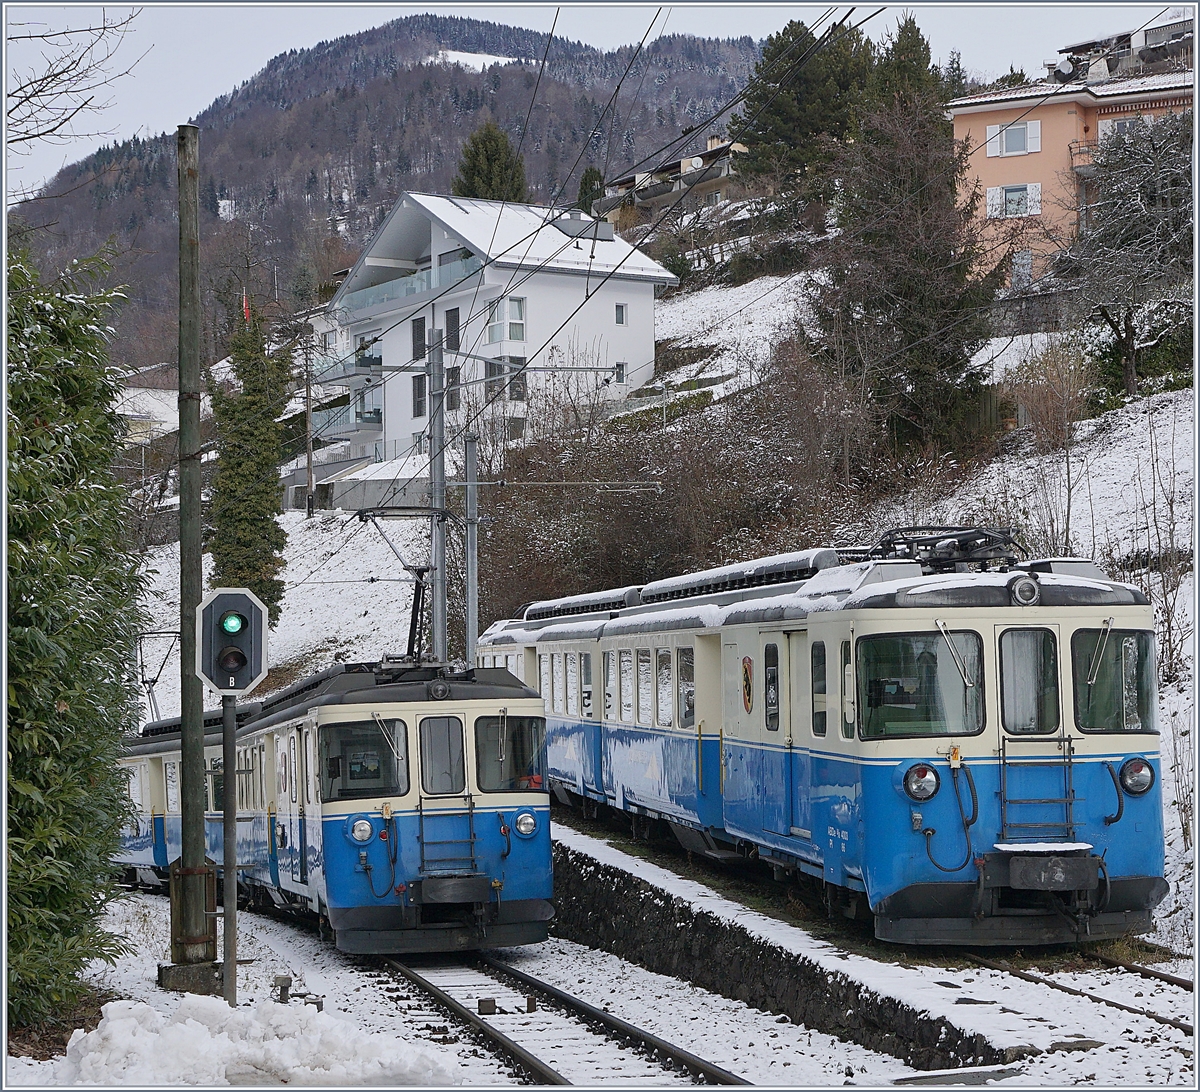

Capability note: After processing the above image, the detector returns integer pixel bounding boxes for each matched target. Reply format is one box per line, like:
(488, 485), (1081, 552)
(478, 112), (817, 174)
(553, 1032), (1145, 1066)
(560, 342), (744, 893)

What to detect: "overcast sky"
(5, 3), (1187, 197)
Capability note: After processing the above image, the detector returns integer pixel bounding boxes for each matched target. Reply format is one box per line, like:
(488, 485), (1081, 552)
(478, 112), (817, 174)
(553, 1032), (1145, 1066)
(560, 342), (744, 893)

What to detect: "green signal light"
(220, 612), (246, 635)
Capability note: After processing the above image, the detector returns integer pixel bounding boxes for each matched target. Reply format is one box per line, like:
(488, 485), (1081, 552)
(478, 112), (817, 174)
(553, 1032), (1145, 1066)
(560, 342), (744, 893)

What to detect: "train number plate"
(1008, 855), (1099, 891)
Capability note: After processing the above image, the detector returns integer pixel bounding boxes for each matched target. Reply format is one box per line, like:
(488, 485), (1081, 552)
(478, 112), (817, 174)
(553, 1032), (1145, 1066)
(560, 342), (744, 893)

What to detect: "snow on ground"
(552, 824), (1195, 1087)
(968, 333), (1051, 385)
(429, 50), (523, 70)
(652, 274), (811, 396)
(140, 510), (424, 723)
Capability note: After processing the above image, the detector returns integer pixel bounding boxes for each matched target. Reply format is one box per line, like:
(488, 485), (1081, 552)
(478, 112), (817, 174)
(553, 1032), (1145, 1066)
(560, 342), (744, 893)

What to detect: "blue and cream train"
(118, 663), (553, 954)
(477, 528), (1168, 945)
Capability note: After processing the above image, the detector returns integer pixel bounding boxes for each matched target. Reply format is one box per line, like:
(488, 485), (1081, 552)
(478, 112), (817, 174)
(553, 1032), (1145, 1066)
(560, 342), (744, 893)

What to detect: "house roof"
(947, 68), (1194, 110)
(332, 191), (674, 310)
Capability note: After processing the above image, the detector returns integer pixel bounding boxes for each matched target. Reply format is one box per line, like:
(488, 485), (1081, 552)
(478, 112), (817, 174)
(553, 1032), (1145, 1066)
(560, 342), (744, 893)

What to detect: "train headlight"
(513, 812), (537, 836)
(1119, 758), (1154, 795)
(351, 819), (374, 842)
(1009, 574), (1040, 606)
(904, 764), (940, 801)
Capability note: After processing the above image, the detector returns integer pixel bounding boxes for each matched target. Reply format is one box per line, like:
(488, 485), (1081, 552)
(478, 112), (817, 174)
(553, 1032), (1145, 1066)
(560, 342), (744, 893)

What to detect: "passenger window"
(677, 647), (695, 729)
(276, 738), (288, 800)
(420, 716), (466, 794)
(1000, 628), (1059, 734)
(475, 714), (546, 791)
(552, 653), (565, 714)
(811, 641), (827, 736)
(765, 643), (780, 731)
(538, 655), (551, 712)
(619, 650), (634, 723)
(841, 641), (855, 739)
(257, 743), (266, 806)
(165, 761), (180, 812)
(566, 652), (580, 716)
(655, 648), (673, 727)
(211, 757), (224, 811)
(288, 735), (298, 803)
(581, 652), (594, 719)
(603, 651), (616, 720)
(636, 649), (652, 724)
(320, 718), (408, 801)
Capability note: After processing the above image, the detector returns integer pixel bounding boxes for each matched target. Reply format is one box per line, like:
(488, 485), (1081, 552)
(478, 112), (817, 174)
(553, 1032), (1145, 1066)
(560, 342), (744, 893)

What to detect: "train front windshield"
(321, 718), (409, 801)
(1072, 628), (1157, 732)
(475, 715), (546, 791)
(858, 631), (984, 738)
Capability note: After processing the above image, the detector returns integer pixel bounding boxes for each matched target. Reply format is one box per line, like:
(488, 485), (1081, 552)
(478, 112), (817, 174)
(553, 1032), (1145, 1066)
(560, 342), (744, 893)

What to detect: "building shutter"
(1027, 183), (1042, 215)
(412, 316), (426, 361)
(986, 186), (1005, 218)
(1026, 120), (1041, 152)
(445, 307), (460, 352)
(986, 124), (1001, 156)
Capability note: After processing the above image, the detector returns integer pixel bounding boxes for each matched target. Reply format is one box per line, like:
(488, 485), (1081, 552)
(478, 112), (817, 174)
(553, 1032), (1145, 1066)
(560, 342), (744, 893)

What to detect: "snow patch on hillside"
(428, 49), (523, 70)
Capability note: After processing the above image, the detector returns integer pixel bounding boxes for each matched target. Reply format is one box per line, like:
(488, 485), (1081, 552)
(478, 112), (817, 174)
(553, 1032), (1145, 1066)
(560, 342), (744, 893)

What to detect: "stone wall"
(551, 843), (1019, 1071)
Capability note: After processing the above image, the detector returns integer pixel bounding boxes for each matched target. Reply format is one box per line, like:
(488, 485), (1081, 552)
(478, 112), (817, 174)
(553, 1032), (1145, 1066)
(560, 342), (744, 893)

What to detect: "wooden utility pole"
(164, 122), (218, 991)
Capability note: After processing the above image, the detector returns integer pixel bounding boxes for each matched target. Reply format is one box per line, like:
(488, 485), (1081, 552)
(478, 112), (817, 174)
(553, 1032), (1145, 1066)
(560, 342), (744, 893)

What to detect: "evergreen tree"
(807, 91), (1008, 449)
(202, 175), (220, 218)
(731, 19), (874, 189)
(577, 166), (604, 214)
(208, 313), (291, 623)
(937, 49), (968, 100)
(871, 14), (941, 103)
(452, 121), (527, 202)
(7, 249), (146, 1026)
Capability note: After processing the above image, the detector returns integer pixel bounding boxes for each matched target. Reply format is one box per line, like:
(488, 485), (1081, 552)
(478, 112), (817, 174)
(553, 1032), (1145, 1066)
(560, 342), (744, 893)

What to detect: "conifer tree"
(577, 166), (604, 213)
(208, 313), (291, 623)
(452, 121), (528, 202)
(730, 19), (874, 189)
(870, 14), (942, 103)
(7, 248), (146, 1026)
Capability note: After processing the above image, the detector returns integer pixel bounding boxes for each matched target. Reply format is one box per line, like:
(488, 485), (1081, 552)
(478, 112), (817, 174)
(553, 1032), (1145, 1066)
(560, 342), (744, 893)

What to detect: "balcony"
(311, 403), (382, 441)
(314, 352), (380, 388)
(340, 254), (483, 313)
(1069, 140), (1099, 177)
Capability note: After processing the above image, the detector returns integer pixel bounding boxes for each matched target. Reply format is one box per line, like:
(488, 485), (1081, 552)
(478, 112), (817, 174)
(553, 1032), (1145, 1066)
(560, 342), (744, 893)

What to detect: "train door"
(760, 636), (791, 835)
(788, 631), (825, 848)
(720, 639), (756, 836)
(288, 729), (309, 884)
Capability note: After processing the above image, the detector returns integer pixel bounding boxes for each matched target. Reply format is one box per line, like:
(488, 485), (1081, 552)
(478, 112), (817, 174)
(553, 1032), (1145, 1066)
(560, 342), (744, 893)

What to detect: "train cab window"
(655, 648), (673, 727)
(811, 642), (827, 737)
(765, 643), (780, 731)
(619, 650), (634, 723)
(857, 631), (984, 738)
(210, 758), (224, 811)
(603, 651), (616, 720)
(636, 649), (653, 725)
(538, 655), (551, 712)
(420, 716), (466, 794)
(552, 653), (565, 714)
(506, 653), (523, 681)
(165, 761), (180, 813)
(841, 641), (855, 739)
(475, 714), (547, 791)
(677, 647), (695, 729)
(320, 718), (409, 801)
(566, 653), (580, 716)
(1000, 628), (1060, 734)
(1071, 628), (1157, 733)
(581, 653), (594, 719)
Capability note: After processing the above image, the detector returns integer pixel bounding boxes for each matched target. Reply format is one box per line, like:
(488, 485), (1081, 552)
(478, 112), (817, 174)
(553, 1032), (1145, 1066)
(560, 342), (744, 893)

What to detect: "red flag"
(243, 287), (250, 323)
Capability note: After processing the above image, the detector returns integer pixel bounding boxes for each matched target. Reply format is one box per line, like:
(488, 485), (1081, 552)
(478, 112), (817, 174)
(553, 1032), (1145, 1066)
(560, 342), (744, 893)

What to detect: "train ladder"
(999, 734), (1078, 842)
(417, 794), (478, 874)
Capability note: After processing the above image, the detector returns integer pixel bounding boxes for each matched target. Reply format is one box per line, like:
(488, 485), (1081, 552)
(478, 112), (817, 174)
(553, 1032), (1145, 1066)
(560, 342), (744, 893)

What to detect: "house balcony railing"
(340, 254), (483, 313)
(1070, 140), (1099, 176)
(314, 352), (381, 387)
(312, 404), (382, 440)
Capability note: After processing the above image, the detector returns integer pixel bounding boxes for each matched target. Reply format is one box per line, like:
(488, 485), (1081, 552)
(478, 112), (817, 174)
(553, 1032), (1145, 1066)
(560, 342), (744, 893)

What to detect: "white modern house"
(317, 192), (676, 462)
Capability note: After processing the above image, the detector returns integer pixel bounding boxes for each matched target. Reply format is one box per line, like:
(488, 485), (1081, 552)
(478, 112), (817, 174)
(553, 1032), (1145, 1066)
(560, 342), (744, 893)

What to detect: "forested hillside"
(15, 14), (759, 374)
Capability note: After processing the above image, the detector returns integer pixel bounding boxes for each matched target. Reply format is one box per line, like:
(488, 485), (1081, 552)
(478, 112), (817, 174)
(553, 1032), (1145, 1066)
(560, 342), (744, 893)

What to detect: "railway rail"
(382, 956), (750, 1085)
(964, 953), (1194, 1037)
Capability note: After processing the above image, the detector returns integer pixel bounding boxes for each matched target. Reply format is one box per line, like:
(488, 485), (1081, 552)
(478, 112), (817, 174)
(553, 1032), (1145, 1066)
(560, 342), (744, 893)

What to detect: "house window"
(485, 358), (506, 400)
(445, 307), (460, 352)
(704, 190), (720, 206)
(615, 303), (627, 326)
(487, 297), (525, 343)
(986, 183), (1041, 219)
(412, 373), (427, 418)
(614, 362), (627, 384)
(412, 432), (425, 454)
(446, 366), (461, 411)
(412, 316), (426, 361)
(356, 333), (381, 370)
(507, 357), (527, 401)
(986, 120), (1040, 157)
(507, 416), (525, 441)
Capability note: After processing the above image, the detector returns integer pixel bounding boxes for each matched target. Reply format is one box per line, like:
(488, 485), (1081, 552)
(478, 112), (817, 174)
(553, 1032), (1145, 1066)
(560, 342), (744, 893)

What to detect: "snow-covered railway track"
(383, 957), (750, 1085)
(965, 953), (1194, 1036)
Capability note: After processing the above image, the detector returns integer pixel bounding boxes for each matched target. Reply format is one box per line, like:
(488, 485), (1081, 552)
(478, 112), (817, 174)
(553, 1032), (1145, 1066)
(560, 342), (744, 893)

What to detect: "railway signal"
(197, 588), (268, 696)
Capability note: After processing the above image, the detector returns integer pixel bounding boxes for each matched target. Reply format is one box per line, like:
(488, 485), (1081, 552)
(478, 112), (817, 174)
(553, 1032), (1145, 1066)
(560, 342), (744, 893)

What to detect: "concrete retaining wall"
(550, 842), (1016, 1071)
